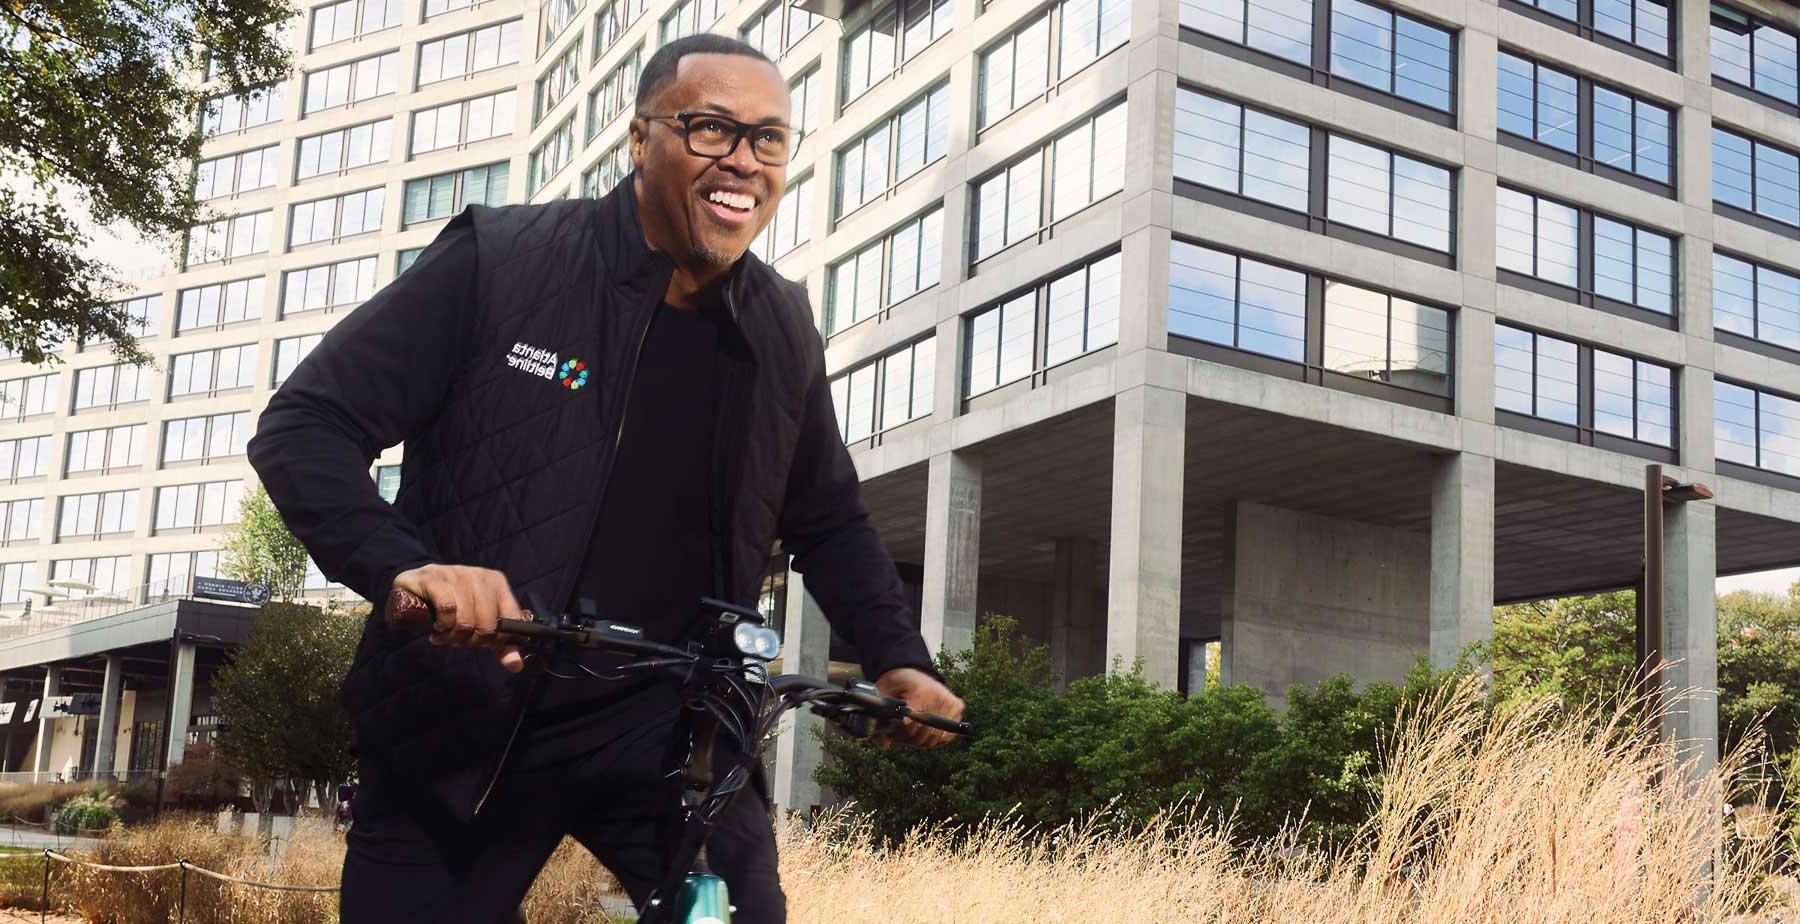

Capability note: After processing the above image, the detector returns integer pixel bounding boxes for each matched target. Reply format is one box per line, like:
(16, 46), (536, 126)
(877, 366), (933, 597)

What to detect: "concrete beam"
(94, 655), (123, 780)
(1430, 453), (1497, 668)
(1662, 500), (1719, 780)
(920, 451), (982, 656)
(165, 642), (198, 768)
(771, 570), (829, 818)
(1105, 386), (1186, 687)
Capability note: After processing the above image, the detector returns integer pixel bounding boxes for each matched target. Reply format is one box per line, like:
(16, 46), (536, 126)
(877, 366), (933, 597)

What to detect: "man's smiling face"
(631, 52), (791, 270)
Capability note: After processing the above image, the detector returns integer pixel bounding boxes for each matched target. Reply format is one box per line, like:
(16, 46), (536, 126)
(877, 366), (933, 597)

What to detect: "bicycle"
(384, 587), (971, 924)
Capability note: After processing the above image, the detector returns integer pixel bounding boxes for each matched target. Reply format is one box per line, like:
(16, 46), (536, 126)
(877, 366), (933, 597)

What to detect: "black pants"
(339, 708), (785, 924)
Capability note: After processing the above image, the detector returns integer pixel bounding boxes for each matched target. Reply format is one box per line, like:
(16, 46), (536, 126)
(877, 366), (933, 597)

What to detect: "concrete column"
(1049, 538), (1100, 688)
(165, 642), (198, 767)
(920, 451), (982, 656)
(1429, 453), (1497, 668)
(1104, 385), (1186, 687)
(771, 570), (830, 817)
(33, 666), (60, 782)
(1662, 499), (1718, 779)
(94, 654), (124, 779)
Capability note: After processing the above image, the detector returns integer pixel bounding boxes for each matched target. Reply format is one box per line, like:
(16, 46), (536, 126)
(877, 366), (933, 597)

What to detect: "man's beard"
(692, 236), (739, 267)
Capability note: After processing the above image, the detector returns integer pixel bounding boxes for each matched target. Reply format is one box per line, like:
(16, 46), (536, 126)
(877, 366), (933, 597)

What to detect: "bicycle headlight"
(754, 626), (781, 659)
(732, 621), (761, 657)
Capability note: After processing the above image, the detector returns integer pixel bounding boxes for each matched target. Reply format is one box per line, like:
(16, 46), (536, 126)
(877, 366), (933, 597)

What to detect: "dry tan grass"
(4, 681), (1795, 923)
(780, 681), (1800, 924)
(0, 783), (97, 824)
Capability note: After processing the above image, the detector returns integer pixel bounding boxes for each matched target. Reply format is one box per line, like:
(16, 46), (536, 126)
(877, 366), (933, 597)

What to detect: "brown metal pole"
(1641, 464), (1665, 737)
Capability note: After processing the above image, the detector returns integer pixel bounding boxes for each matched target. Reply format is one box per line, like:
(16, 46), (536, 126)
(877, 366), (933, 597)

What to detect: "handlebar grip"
(385, 587), (432, 631)
(906, 710), (972, 736)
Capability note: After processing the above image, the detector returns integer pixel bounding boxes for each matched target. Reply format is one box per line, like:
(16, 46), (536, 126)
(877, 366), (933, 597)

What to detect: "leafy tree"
(163, 741), (244, 808)
(218, 484), (310, 603)
(0, 1), (291, 365)
(1718, 585), (1800, 756)
(1484, 590), (1637, 710)
(212, 601), (360, 814)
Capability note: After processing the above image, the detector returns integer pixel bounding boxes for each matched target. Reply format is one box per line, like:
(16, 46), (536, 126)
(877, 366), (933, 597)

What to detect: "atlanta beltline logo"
(559, 358), (588, 389)
(508, 342), (589, 389)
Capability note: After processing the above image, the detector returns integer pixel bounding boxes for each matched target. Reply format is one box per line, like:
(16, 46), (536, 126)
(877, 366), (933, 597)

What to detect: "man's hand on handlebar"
(386, 564), (526, 673)
(871, 667), (965, 750)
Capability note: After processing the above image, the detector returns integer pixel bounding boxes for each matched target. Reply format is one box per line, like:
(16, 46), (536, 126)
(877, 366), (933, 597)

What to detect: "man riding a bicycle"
(247, 33), (965, 924)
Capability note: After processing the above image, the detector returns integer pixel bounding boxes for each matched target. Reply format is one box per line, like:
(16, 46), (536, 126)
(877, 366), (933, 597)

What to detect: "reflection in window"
(1714, 127), (1800, 226)
(841, 0), (953, 104)
(1326, 136), (1452, 251)
(1714, 253), (1800, 351)
(1711, 4), (1799, 106)
(1593, 0), (1669, 57)
(978, 14), (1051, 127)
(1169, 241), (1306, 362)
(1328, 0), (1453, 111)
(1497, 52), (1577, 152)
(976, 102), (1127, 261)
(1495, 187), (1578, 288)
(966, 252), (1120, 396)
(1592, 349), (1673, 446)
(1591, 217), (1673, 313)
(1322, 281), (1450, 395)
(1494, 324), (1577, 425)
(829, 338), (936, 441)
(1717, 380), (1800, 477)
(835, 83), (949, 217)
(1174, 90), (1310, 212)
(1182, 0), (1313, 64)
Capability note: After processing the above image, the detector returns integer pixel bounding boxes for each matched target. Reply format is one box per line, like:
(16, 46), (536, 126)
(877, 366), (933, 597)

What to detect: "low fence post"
(39, 849), (48, 924)
(178, 859), (190, 923)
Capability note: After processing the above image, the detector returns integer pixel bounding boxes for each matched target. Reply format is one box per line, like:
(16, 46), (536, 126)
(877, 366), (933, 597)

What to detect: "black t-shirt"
(512, 301), (722, 765)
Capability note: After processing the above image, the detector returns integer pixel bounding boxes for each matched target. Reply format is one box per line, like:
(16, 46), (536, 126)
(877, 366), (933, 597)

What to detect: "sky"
(1718, 566), (1799, 595)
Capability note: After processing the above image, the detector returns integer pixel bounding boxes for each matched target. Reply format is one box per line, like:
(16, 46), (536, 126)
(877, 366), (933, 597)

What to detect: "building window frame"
(1709, 2), (1798, 115)
(1712, 124), (1800, 237)
(963, 249), (1124, 402)
(1498, 0), (1674, 69)
(970, 98), (1127, 266)
(1496, 49), (1675, 196)
(1493, 321), (1677, 459)
(1494, 184), (1678, 328)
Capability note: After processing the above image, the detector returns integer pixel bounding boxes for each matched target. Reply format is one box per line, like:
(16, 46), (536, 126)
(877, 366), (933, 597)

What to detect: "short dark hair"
(633, 34), (776, 112)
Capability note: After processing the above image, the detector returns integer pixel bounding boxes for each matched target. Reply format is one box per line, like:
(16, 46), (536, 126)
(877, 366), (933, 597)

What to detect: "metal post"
(178, 860), (189, 923)
(39, 850), (48, 923)
(153, 630), (180, 820)
(1639, 463), (1665, 736)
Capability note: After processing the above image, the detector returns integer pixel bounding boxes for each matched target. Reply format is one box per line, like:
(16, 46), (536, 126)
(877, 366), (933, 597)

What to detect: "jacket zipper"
(471, 281), (664, 819)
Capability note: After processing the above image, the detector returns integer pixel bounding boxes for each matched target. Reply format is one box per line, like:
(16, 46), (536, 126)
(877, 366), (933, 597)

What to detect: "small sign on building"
(193, 576), (272, 606)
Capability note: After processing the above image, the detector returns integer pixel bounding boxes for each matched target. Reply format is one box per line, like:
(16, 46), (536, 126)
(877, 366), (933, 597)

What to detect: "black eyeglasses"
(638, 111), (803, 166)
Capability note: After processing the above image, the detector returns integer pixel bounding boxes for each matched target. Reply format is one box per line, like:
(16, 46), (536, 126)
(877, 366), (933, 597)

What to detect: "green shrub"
(816, 614), (1465, 846)
(115, 780), (156, 808)
(52, 792), (119, 835)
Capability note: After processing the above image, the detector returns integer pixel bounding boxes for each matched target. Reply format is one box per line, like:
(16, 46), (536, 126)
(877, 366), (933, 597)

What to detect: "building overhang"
(792, 0), (866, 21)
(0, 599), (261, 675)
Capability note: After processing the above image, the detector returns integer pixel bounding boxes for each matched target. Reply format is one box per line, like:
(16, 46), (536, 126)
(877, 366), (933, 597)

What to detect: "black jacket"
(247, 176), (937, 819)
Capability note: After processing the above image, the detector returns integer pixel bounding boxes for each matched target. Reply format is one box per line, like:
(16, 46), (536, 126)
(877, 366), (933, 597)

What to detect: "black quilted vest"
(342, 178), (821, 819)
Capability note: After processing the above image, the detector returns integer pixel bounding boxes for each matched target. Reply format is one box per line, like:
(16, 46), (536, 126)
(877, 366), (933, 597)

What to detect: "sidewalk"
(0, 825), (105, 852)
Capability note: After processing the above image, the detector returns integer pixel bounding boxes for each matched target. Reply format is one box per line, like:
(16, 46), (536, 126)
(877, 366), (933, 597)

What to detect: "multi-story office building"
(0, 0), (1796, 805)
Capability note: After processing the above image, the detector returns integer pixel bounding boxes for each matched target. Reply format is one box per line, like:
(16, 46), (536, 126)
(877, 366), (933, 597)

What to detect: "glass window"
(155, 480), (244, 531)
(419, 19), (522, 86)
(741, 1), (821, 58)
(880, 338), (935, 429)
(529, 117), (578, 193)
(67, 425), (145, 475)
(72, 362), (154, 410)
(195, 145), (279, 199)
(1493, 325), (1578, 425)
(1710, 4), (1799, 105)
(1713, 127), (1800, 226)
(541, 0), (582, 50)
(274, 334), (325, 386)
(582, 137), (635, 199)
(841, 0), (952, 104)
(1059, 0), (1132, 76)
(177, 278), (263, 331)
(588, 46), (644, 139)
(973, 150), (1042, 261)
(296, 120), (392, 180)
(0, 435), (53, 478)
(403, 161), (512, 224)
(283, 257), (379, 316)
(593, 0), (651, 58)
(0, 499), (42, 541)
(1496, 52), (1577, 152)
(1717, 381), (1800, 477)
(534, 40), (583, 125)
(201, 84), (284, 136)
(966, 292), (1036, 396)
(1714, 253), (1800, 351)
(790, 66), (823, 137)
(1591, 349), (1673, 446)
(1495, 187), (1578, 287)
(302, 50), (399, 115)
(169, 344), (258, 397)
(834, 82), (951, 217)
(978, 14), (1051, 128)
(290, 187), (384, 246)
(57, 490), (139, 539)
(50, 557), (131, 595)
(1322, 281), (1450, 395)
(162, 412), (252, 464)
(1328, 0), (1453, 111)
(751, 174), (814, 264)
(184, 210), (272, 267)
(82, 295), (159, 350)
(1591, 217), (1673, 313)
(1186, 0), (1311, 61)
(411, 89), (518, 156)
(1173, 89), (1310, 212)
(1593, 0), (1669, 57)
(1042, 253), (1122, 366)
(1051, 102), (1127, 221)
(310, 0), (402, 49)
(1592, 86), (1672, 183)
(1715, 380), (1760, 467)
(0, 373), (59, 420)
(1168, 241), (1306, 361)
(1326, 136), (1452, 251)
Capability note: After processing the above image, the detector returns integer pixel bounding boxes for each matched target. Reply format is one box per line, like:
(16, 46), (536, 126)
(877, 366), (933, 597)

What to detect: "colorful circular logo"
(558, 358), (589, 390)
